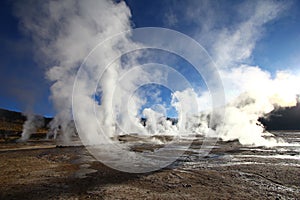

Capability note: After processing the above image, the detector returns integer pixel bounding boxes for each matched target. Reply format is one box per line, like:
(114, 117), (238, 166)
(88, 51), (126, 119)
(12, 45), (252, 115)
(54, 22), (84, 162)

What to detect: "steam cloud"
(18, 113), (44, 142)
(14, 0), (300, 146)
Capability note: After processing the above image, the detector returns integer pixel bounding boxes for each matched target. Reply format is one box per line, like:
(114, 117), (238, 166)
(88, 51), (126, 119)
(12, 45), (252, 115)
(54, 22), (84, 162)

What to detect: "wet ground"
(0, 131), (299, 199)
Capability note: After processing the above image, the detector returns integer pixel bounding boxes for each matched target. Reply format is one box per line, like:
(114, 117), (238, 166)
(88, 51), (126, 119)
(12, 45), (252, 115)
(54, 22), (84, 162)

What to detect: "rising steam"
(18, 113), (44, 142)
(14, 0), (300, 147)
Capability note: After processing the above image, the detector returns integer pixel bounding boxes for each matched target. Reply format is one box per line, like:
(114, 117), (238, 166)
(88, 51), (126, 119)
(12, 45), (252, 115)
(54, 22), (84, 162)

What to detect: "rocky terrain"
(0, 132), (299, 200)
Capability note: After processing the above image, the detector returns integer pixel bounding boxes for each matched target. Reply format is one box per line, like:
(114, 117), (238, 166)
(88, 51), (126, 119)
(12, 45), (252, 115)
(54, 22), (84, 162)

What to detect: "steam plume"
(18, 113), (44, 142)
(13, 0), (300, 147)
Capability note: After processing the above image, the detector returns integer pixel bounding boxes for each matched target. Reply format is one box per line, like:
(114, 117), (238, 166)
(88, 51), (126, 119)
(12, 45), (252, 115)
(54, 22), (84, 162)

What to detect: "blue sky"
(0, 0), (300, 117)
(0, 0), (53, 116)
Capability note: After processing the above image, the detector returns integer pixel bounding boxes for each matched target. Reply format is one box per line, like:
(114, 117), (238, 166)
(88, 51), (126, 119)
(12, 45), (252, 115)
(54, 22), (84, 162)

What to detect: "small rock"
(182, 183), (192, 188)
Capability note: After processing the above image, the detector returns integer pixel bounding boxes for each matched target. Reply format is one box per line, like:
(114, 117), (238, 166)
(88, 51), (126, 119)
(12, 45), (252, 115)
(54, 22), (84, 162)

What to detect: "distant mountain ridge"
(0, 108), (52, 124)
(0, 108), (26, 123)
(259, 102), (300, 130)
(0, 108), (52, 136)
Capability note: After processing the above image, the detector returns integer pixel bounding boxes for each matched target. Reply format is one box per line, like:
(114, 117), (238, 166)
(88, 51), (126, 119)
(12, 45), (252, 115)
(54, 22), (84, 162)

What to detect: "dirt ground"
(0, 137), (299, 200)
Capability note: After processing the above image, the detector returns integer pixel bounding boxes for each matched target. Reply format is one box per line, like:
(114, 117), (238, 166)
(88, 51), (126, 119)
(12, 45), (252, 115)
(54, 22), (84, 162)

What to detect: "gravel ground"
(0, 133), (299, 200)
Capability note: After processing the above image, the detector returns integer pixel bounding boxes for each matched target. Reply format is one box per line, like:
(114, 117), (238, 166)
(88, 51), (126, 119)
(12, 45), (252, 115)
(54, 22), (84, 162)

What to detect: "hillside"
(259, 102), (300, 130)
(0, 108), (52, 140)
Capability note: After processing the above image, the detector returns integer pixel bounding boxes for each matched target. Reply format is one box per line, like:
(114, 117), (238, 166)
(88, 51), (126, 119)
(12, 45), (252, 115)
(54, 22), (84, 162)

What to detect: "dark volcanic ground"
(0, 131), (299, 200)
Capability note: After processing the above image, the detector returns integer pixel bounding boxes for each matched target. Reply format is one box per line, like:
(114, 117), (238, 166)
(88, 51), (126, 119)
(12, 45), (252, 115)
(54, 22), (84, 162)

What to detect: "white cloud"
(212, 1), (288, 68)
